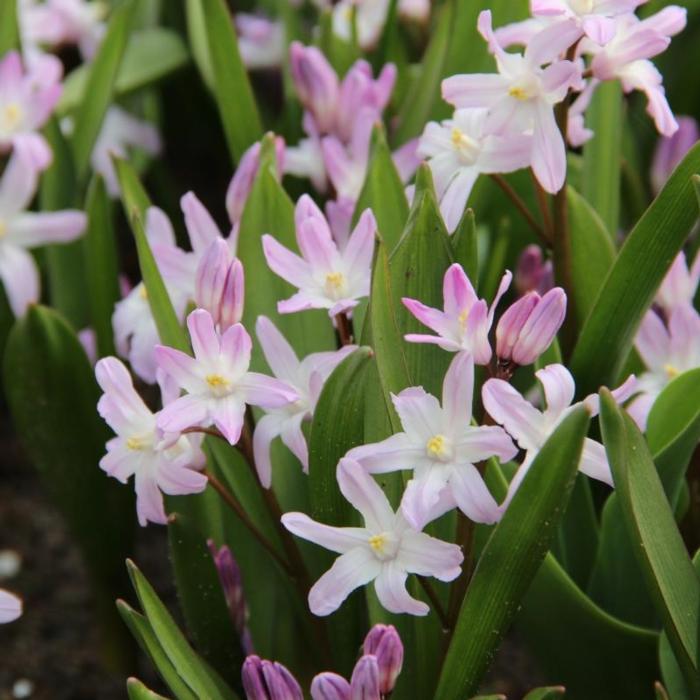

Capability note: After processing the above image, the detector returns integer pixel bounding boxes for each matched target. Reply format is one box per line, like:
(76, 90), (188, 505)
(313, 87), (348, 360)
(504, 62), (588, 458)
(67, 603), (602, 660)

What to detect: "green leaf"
(4, 306), (134, 670)
(119, 602), (198, 700)
(167, 513), (243, 691)
(570, 147), (700, 396)
(59, 28), (190, 113)
(452, 209), (479, 285)
(127, 560), (237, 700)
(198, 0), (263, 163)
(83, 176), (120, 357)
(71, 0), (137, 181)
(600, 391), (700, 695)
(581, 80), (623, 237)
(435, 408), (591, 700)
(126, 678), (172, 700)
(318, 10), (361, 76)
(468, 695), (505, 700)
(353, 124), (409, 252)
(523, 688), (567, 700)
(567, 186), (616, 331)
(113, 155), (152, 218)
(0, 0), (19, 53)
(184, 0), (214, 89)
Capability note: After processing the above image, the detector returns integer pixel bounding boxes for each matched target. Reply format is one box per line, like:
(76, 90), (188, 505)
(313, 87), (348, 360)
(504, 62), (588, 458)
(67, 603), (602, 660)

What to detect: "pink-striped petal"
(397, 529), (463, 580)
(252, 412), (285, 487)
(181, 191), (221, 253)
(391, 387), (443, 440)
(337, 458), (395, 532)
(346, 432), (424, 474)
(211, 395), (247, 444)
(187, 309), (221, 364)
(442, 351), (475, 433)
(449, 463), (502, 524)
(262, 234), (313, 288)
(241, 372), (298, 408)
(482, 379), (544, 451)
(154, 346), (203, 394)
(0, 244), (39, 316)
(255, 315), (300, 382)
(374, 564), (429, 616)
(282, 512), (370, 554)
(537, 364), (575, 416)
(157, 394), (210, 433)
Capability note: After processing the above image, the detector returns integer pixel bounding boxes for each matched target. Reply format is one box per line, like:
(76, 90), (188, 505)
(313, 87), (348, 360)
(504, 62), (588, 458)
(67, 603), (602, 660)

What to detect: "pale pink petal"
(440, 168), (478, 233)
(156, 394), (210, 434)
(455, 425), (518, 463)
(157, 463), (208, 495)
(0, 143), (41, 214)
(99, 445), (137, 483)
(252, 413), (285, 487)
(391, 388), (443, 439)
(482, 379), (543, 451)
(187, 309), (221, 364)
(537, 364), (575, 415)
(540, 60), (582, 102)
(0, 244), (39, 316)
(154, 346), (203, 394)
(468, 299), (493, 364)
(635, 310), (669, 370)
(309, 548), (381, 616)
(278, 291), (321, 314)
(346, 433), (424, 474)
(241, 372), (298, 408)
(181, 191), (221, 253)
(343, 209), (376, 277)
(397, 529), (464, 580)
(8, 211), (86, 246)
(449, 463), (503, 524)
(401, 298), (452, 337)
(401, 469), (451, 530)
(280, 412), (309, 470)
(531, 100), (567, 194)
(212, 395), (247, 444)
(255, 315), (300, 382)
(95, 356), (151, 422)
(297, 216), (339, 272)
(220, 322), (253, 377)
(374, 564), (429, 616)
(262, 234), (313, 288)
(581, 16), (616, 45)
(0, 589), (22, 624)
(294, 194), (326, 230)
(627, 393), (655, 432)
(530, 0), (566, 16)
(579, 438), (613, 486)
(442, 351), (474, 432)
(403, 333), (461, 351)
(525, 18), (582, 65)
(282, 512), (369, 554)
(134, 469), (167, 526)
(337, 458), (395, 532)
(145, 206), (176, 247)
(441, 74), (508, 110)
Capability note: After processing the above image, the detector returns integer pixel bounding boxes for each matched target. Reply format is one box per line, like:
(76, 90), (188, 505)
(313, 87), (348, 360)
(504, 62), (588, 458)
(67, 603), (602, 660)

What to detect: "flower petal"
(240, 372), (299, 408)
(579, 438), (613, 486)
(187, 308), (221, 364)
(536, 363), (575, 416)
(443, 351), (475, 433)
(211, 395), (247, 444)
(391, 387), (443, 440)
(0, 589), (22, 624)
(397, 529), (464, 580)
(346, 432), (424, 474)
(282, 512), (370, 554)
(374, 563), (429, 616)
(337, 458), (396, 532)
(255, 315), (300, 382)
(252, 413), (285, 488)
(449, 463), (502, 524)
(0, 244), (39, 317)
(482, 379), (544, 451)
(262, 234), (313, 289)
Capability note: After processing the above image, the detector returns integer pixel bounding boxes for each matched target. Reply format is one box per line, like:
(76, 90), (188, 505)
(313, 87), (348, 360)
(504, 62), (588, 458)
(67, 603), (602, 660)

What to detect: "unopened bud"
(362, 624), (403, 695)
(310, 672), (351, 700)
(242, 656), (302, 700)
(195, 239), (244, 331)
(651, 116), (700, 193)
(496, 288), (567, 368)
(289, 42), (339, 134)
(515, 245), (553, 296)
(349, 655), (380, 700)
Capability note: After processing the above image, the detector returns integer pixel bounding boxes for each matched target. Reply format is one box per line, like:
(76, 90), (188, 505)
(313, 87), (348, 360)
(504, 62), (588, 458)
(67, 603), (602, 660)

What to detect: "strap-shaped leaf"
(435, 407), (591, 700)
(70, 0), (137, 181)
(599, 390), (700, 695)
(198, 0), (263, 163)
(452, 208), (479, 285)
(126, 678), (172, 700)
(570, 148), (700, 395)
(0, 0), (20, 52)
(113, 155), (151, 218)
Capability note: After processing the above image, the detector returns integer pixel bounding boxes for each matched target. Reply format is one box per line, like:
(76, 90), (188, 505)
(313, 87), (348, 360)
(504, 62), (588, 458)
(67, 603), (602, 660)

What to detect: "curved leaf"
(126, 678), (172, 700)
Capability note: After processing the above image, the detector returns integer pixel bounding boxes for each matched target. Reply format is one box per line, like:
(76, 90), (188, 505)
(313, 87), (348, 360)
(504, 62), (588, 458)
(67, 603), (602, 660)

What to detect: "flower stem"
(490, 174), (549, 245)
(334, 311), (354, 346)
(417, 576), (450, 630)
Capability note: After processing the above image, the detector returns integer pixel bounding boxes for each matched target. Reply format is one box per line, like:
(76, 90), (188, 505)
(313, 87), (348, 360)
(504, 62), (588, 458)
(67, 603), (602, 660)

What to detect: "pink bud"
(310, 673), (351, 700)
(195, 239), (245, 331)
(651, 116), (699, 193)
(362, 624), (403, 695)
(515, 245), (553, 296)
(290, 42), (339, 134)
(242, 656), (302, 700)
(349, 655), (380, 700)
(496, 288), (567, 368)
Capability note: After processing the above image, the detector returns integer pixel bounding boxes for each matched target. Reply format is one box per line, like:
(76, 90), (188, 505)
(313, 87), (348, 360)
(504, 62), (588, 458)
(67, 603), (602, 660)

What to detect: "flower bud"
(651, 115), (699, 193)
(496, 288), (567, 368)
(310, 673), (351, 700)
(362, 624), (403, 695)
(289, 42), (339, 134)
(515, 245), (553, 296)
(349, 655), (380, 700)
(195, 239), (244, 331)
(242, 656), (302, 700)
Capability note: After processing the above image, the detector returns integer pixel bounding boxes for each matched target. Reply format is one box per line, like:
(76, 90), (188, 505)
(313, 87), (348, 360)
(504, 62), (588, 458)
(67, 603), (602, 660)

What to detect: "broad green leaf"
(118, 601), (198, 700)
(83, 176), (120, 357)
(567, 186), (616, 331)
(452, 209), (479, 285)
(524, 688), (567, 700)
(353, 124), (409, 252)
(600, 391), (700, 695)
(59, 28), (190, 113)
(581, 80), (623, 237)
(4, 306), (135, 670)
(127, 560), (237, 700)
(199, 0), (263, 163)
(435, 408), (590, 700)
(435, 408), (591, 700)
(0, 0), (20, 52)
(168, 513), (243, 691)
(126, 678), (172, 700)
(71, 0), (137, 181)
(570, 147), (700, 396)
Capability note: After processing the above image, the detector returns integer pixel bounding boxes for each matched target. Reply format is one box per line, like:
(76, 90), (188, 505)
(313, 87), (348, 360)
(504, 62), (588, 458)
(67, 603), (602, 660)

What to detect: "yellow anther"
(508, 86), (529, 101)
(664, 364), (680, 379)
(325, 272), (344, 288)
(458, 308), (470, 326)
(450, 126), (479, 162)
(138, 285), (148, 300)
(0, 220), (6, 239)
(426, 434), (446, 458)
(570, 0), (594, 14)
(205, 374), (229, 388)
(126, 436), (145, 451)
(1, 103), (22, 131)
(368, 534), (386, 554)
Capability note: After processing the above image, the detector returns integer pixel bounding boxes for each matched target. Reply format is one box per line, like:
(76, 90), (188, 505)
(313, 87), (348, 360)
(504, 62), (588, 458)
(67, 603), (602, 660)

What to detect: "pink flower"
(418, 108), (532, 232)
(95, 357), (207, 526)
(282, 458), (463, 616)
(363, 624), (403, 695)
(0, 140), (85, 317)
(347, 353), (516, 529)
(482, 364), (636, 506)
(155, 310), (298, 445)
(253, 316), (356, 487)
(629, 303), (700, 431)
(495, 287), (567, 367)
(655, 251), (700, 315)
(242, 656), (303, 700)
(514, 244), (554, 295)
(651, 116), (699, 193)
(0, 589), (22, 624)
(236, 14), (284, 70)
(262, 195), (376, 317)
(402, 263), (512, 364)
(442, 11), (583, 193)
(0, 51), (61, 164)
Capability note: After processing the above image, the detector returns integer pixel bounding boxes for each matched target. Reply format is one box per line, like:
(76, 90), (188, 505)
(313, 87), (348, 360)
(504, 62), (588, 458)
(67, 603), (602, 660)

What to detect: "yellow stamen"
(508, 86), (529, 101)
(458, 308), (469, 326)
(426, 434), (447, 458)
(664, 364), (680, 379)
(325, 272), (344, 288)
(138, 285), (148, 300)
(126, 436), (145, 451)
(368, 534), (386, 554)
(0, 220), (6, 239)
(206, 374), (229, 388)
(1, 103), (22, 131)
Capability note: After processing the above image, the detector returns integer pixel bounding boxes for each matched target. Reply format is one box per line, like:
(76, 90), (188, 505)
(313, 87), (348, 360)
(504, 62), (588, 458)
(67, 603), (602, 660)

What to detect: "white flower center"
(569, 0), (594, 15)
(426, 434), (452, 462)
(508, 73), (541, 101)
(126, 436), (148, 451)
(368, 532), (399, 561)
(205, 373), (233, 397)
(0, 103), (23, 135)
(324, 271), (348, 300)
(450, 126), (480, 164)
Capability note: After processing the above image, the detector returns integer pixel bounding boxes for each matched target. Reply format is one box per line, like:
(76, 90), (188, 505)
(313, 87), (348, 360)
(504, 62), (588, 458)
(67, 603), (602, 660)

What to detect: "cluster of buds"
(241, 624), (404, 700)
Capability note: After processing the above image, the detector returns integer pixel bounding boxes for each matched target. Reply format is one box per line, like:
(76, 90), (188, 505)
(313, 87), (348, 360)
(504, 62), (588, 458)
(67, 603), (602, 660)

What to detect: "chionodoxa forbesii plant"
(1, 0), (700, 698)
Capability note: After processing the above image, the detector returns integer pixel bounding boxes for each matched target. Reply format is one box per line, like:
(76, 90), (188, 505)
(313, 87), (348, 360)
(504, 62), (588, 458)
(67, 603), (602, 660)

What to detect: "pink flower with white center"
(402, 263), (512, 364)
(285, 132), (329, 194)
(282, 458), (463, 616)
(651, 116), (699, 194)
(0, 589), (22, 623)
(531, 0), (643, 46)
(587, 6), (686, 136)
(253, 316), (356, 487)
(95, 357), (207, 527)
(418, 108), (532, 232)
(236, 14), (284, 70)
(0, 141), (85, 317)
(628, 304), (700, 431)
(262, 196), (376, 317)
(347, 353), (517, 529)
(155, 310), (299, 445)
(0, 51), (62, 164)
(442, 11), (583, 193)
(655, 251), (700, 315)
(483, 364), (637, 506)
